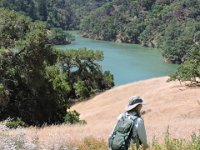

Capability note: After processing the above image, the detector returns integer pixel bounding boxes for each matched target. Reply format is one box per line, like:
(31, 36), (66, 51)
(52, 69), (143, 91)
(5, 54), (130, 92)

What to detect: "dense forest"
(1, 0), (200, 65)
(80, 0), (200, 64)
(0, 8), (114, 126)
(0, 0), (110, 30)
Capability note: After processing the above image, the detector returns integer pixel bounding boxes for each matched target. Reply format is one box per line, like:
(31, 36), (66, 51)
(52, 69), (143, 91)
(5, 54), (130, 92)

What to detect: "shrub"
(169, 47), (200, 86)
(64, 110), (86, 125)
(5, 118), (27, 129)
(74, 80), (91, 100)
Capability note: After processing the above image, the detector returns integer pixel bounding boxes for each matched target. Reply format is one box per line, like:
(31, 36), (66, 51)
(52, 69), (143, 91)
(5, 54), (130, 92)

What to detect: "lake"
(56, 32), (178, 86)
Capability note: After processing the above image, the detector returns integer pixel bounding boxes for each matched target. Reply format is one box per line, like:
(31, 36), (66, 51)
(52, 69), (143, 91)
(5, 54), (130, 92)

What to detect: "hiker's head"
(125, 96), (145, 113)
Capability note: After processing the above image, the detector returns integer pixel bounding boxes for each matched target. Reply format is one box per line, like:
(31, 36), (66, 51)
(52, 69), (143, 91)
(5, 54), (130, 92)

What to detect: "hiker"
(108, 96), (148, 150)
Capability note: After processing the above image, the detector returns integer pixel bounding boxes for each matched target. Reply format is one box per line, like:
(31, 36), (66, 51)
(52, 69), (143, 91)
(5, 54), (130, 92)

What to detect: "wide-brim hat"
(125, 96), (146, 111)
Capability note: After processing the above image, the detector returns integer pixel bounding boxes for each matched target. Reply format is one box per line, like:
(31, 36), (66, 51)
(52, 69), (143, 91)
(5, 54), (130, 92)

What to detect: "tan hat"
(125, 96), (145, 111)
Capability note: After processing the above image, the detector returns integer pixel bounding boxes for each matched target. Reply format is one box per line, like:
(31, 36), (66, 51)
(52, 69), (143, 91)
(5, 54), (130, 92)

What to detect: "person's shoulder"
(135, 117), (144, 124)
(117, 112), (125, 120)
(127, 114), (138, 122)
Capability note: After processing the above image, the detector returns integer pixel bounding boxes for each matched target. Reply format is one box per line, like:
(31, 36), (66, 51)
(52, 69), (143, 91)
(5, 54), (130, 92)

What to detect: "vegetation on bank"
(48, 28), (75, 45)
(80, 0), (200, 64)
(1, 0), (200, 64)
(0, 0), (108, 30)
(0, 0), (78, 30)
(0, 8), (114, 126)
(169, 46), (200, 86)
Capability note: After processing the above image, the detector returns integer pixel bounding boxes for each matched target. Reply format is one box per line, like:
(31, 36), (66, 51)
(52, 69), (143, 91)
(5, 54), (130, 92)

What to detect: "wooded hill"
(80, 0), (200, 64)
(1, 0), (200, 65)
(0, 0), (110, 30)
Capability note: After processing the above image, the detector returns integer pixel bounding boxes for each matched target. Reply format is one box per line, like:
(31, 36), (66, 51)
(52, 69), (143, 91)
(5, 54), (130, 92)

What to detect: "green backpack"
(108, 114), (138, 150)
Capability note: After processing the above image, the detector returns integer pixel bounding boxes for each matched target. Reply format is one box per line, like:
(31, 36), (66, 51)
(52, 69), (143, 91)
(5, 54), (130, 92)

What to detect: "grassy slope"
(8, 77), (200, 146)
(72, 76), (200, 141)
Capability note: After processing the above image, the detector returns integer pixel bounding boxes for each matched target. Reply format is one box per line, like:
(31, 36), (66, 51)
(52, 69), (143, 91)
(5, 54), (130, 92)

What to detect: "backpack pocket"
(110, 118), (134, 150)
(111, 132), (126, 150)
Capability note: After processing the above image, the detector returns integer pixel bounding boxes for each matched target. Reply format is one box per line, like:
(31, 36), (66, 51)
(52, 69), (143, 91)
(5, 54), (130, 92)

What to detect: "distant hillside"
(80, 0), (200, 64)
(0, 0), (109, 30)
(1, 0), (200, 64)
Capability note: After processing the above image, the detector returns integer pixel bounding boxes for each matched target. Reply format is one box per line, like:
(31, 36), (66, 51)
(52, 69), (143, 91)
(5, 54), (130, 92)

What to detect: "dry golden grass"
(8, 76), (200, 146)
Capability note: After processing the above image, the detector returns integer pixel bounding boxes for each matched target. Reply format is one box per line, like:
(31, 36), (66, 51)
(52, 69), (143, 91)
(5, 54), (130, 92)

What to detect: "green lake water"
(56, 33), (178, 86)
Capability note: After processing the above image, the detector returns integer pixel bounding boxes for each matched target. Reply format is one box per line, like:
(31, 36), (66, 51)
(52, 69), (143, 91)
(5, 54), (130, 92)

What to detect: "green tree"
(0, 8), (31, 48)
(59, 49), (114, 99)
(0, 10), (61, 125)
(38, 0), (48, 21)
(74, 80), (90, 100)
(47, 28), (75, 45)
(0, 22), (70, 125)
(194, 31), (200, 44)
(169, 47), (200, 85)
(0, 9), (114, 125)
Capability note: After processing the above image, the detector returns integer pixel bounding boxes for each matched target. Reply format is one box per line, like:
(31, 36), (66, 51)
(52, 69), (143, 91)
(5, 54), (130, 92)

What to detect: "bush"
(5, 118), (27, 129)
(64, 110), (86, 124)
(48, 28), (75, 45)
(74, 80), (91, 100)
(169, 47), (200, 86)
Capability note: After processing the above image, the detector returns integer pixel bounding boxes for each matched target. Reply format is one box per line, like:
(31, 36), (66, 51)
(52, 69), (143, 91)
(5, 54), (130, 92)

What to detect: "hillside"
(71, 76), (200, 141)
(0, 0), (109, 30)
(1, 0), (200, 64)
(80, 0), (200, 64)
(9, 77), (200, 145)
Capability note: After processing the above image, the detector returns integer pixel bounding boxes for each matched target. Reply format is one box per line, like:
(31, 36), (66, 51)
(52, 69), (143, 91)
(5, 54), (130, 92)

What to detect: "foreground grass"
(76, 133), (200, 150)
(0, 125), (200, 150)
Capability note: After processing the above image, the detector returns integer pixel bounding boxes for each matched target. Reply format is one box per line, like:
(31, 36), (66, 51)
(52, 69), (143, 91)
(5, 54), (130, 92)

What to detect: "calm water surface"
(56, 32), (178, 86)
